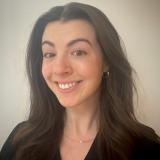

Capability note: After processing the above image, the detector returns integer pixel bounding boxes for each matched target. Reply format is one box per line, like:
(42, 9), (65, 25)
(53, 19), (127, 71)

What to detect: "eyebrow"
(41, 38), (93, 48)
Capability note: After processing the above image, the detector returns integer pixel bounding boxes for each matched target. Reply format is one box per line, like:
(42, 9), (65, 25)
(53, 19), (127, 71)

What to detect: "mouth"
(55, 80), (82, 93)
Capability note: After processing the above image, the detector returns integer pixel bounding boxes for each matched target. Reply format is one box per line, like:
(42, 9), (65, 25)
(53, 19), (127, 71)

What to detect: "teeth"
(58, 82), (76, 89)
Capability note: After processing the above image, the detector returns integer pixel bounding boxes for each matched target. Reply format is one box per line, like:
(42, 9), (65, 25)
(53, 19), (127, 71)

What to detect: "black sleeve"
(0, 122), (25, 160)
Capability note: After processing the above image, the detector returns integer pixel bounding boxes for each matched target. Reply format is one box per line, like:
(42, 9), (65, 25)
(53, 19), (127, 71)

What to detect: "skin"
(41, 20), (108, 159)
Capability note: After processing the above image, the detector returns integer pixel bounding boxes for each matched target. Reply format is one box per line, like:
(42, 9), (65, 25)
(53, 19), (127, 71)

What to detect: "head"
(27, 2), (133, 114)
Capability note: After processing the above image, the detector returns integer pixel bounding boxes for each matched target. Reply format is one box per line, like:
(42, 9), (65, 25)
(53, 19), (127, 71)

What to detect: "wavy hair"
(13, 2), (158, 160)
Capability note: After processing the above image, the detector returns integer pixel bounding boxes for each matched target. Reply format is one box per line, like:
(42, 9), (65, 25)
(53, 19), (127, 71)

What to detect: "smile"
(56, 81), (82, 92)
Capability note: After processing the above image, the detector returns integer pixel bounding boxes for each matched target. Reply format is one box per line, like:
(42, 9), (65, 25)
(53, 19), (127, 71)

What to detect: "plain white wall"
(0, 0), (160, 149)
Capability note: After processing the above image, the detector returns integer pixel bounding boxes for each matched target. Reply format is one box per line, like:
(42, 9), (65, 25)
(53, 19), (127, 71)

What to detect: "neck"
(63, 103), (99, 139)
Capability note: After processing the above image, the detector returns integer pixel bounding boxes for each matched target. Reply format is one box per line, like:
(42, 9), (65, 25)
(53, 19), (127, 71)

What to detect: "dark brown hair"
(13, 2), (159, 160)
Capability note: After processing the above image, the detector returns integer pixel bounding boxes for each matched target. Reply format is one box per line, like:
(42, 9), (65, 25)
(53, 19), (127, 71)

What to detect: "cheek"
(42, 63), (51, 80)
(77, 58), (103, 79)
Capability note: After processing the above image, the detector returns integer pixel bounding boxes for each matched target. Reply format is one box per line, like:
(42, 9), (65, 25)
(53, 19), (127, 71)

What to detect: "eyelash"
(43, 52), (56, 59)
(43, 49), (87, 59)
(71, 49), (87, 56)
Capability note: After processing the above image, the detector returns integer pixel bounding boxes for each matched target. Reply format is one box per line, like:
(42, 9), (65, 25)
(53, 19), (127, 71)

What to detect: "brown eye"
(43, 52), (56, 59)
(72, 49), (87, 56)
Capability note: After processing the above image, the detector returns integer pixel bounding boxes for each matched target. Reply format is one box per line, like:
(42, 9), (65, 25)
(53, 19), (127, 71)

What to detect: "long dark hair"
(12, 2), (159, 160)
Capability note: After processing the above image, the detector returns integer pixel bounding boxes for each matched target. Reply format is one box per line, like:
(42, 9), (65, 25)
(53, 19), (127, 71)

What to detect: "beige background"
(0, 0), (160, 149)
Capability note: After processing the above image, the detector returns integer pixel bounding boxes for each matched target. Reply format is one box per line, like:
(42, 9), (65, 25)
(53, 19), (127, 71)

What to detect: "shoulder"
(0, 121), (27, 160)
(131, 135), (160, 160)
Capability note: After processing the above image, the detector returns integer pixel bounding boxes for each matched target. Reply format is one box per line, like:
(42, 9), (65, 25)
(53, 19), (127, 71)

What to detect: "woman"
(0, 2), (160, 160)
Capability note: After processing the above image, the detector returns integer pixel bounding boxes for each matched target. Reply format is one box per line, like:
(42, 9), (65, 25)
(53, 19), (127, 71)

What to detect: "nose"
(52, 55), (73, 76)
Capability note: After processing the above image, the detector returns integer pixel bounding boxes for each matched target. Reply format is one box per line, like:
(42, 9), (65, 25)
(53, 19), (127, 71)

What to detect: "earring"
(103, 71), (109, 78)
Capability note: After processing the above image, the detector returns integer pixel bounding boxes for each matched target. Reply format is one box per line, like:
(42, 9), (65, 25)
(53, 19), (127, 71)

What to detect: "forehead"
(42, 19), (97, 44)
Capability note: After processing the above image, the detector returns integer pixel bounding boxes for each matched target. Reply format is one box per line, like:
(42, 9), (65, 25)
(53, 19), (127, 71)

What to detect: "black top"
(0, 122), (160, 160)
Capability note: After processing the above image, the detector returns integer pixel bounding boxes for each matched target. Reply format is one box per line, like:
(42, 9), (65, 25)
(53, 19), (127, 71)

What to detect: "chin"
(57, 98), (77, 108)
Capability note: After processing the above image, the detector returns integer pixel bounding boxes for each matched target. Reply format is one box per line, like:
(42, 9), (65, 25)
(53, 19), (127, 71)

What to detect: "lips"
(55, 80), (82, 93)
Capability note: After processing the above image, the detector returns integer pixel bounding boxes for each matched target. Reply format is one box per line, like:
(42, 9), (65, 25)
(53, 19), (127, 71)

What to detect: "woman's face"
(42, 19), (107, 108)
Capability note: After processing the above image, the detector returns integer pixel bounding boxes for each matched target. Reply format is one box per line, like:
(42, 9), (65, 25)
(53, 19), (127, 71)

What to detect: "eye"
(43, 52), (56, 59)
(72, 49), (87, 56)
